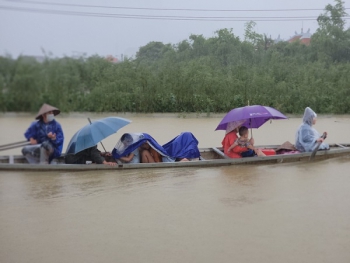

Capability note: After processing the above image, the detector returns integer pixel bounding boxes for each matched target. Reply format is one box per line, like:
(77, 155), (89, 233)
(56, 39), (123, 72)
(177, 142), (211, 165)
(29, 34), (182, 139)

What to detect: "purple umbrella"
(215, 105), (287, 132)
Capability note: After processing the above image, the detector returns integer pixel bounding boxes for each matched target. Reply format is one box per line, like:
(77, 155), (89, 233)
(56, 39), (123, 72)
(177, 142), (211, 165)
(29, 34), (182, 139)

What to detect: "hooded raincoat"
(295, 107), (329, 152)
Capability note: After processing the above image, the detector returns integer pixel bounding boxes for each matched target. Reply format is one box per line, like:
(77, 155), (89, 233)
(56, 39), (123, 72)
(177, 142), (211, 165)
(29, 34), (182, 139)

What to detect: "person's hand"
(248, 145), (255, 151)
(228, 142), (238, 152)
(316, 137), (325, 143)
(317, 132), (327, 143)
(249, 137), (255, 146)
(103, 161), (116, 166)
(47, 132), (56, 140)
(29, 138), (37, 145)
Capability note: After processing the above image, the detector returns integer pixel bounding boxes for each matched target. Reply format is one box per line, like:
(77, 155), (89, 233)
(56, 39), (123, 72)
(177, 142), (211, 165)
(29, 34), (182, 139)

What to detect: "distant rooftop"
(287, 28), (312, 45)
(274, 29), (312, 45)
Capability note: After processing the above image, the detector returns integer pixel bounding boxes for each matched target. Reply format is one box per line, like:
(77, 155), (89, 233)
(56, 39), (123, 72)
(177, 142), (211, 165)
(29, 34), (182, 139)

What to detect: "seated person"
(112, 132), (191, 163)
(115, 133), (141, 163)
(295, 107), (329, 152)
(222, 127), (242, 158)
(222, 124), (255, 158)
(228, 126), (265, 157)
(22, 103), (64, 164)
(139, 141), (189, 163)
(139, 142), (163, 163)
(65, 145), (116, 166)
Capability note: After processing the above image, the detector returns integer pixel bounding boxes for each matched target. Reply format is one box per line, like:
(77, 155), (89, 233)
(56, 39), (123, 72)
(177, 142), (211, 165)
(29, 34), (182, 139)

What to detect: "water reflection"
(4, 167), (203, 201)
(1, 116), (350, 263)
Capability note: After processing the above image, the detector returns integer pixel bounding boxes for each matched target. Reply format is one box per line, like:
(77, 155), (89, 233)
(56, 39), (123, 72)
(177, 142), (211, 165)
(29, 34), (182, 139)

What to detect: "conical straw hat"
(275, 141), (296, 152)
(35, 103), (60, 120)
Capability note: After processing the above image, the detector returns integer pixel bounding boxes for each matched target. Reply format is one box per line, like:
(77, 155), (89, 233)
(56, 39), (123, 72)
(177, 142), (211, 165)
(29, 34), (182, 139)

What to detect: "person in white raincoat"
(295, 107), (329, 152)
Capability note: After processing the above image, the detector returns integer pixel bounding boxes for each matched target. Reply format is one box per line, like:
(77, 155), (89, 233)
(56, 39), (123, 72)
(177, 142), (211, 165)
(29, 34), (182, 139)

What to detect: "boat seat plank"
(212, 147), (230, 159)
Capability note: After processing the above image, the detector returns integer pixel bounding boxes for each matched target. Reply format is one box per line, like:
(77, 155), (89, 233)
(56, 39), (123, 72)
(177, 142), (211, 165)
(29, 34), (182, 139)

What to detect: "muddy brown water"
(1, 113), (350, 263)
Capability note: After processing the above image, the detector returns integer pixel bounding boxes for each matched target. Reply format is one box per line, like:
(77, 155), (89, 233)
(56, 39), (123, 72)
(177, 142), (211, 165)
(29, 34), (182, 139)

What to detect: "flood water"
(1, 113), (350, 263)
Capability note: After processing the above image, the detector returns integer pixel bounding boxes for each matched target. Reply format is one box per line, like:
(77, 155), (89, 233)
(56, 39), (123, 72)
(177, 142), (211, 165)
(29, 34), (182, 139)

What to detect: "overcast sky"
(1, 0), (349, 60)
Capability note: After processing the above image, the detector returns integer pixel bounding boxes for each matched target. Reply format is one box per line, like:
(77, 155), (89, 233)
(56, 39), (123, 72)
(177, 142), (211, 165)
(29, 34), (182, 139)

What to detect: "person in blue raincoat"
(295, 107), (329, 152)
(22, 103), (64, 164)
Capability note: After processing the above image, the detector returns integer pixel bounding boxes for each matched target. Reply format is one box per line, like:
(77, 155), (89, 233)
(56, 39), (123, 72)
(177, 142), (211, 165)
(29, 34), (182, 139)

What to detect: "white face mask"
(47, 114), (55, 122)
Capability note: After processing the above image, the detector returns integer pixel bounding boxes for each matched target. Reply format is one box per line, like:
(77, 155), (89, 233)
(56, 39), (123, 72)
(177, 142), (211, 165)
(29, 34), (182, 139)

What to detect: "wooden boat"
(0, 143), (349, 172)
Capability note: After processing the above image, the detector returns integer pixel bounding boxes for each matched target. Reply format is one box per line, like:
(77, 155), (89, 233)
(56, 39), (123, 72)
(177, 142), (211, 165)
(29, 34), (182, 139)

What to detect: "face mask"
(47, 114), (55, 122)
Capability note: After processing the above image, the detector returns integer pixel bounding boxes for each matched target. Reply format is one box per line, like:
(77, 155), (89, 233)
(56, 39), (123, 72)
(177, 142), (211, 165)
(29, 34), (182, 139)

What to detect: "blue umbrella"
(66, 117), (131, 154)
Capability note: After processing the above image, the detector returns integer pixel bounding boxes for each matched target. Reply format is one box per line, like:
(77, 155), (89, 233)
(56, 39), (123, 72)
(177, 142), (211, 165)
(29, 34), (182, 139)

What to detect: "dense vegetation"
(1, 0), (349, 114)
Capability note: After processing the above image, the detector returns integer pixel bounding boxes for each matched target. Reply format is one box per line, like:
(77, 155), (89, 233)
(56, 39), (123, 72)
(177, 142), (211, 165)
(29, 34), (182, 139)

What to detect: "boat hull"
(0, 144), (349, 172)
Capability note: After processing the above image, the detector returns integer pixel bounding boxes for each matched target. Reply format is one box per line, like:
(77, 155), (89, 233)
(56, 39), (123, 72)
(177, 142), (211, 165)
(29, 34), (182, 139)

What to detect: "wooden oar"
(88, 118), (107, 152)
(0, 140), (27, 148)
(0, 141), (30, 151)
(335, 143), (348, 149)
(309, 132), (327, 161)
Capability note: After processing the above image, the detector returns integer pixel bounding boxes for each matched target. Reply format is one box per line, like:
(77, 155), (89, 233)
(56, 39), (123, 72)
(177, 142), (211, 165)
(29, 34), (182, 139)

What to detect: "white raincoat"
(295, 107), (329, 152)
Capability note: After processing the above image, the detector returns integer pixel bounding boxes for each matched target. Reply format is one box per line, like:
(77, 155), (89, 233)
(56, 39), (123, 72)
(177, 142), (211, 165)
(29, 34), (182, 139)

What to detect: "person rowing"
(295, 107), (329, 152)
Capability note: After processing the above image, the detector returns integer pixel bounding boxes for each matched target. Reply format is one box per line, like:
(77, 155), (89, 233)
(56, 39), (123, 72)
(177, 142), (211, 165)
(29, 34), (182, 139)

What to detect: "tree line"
(0, 0), (349, 115)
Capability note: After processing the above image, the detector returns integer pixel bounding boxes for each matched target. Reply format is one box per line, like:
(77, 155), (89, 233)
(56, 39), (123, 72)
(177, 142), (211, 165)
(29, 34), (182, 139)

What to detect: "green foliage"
(1, 0), (350, 114)
(311, 0), (350, 62)
(244, 21), (263, 46)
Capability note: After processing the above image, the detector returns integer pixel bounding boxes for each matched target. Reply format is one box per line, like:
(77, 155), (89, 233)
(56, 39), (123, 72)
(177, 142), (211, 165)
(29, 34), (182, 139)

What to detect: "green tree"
(311, 0), (350, 62)
(244, 21), (263, 46)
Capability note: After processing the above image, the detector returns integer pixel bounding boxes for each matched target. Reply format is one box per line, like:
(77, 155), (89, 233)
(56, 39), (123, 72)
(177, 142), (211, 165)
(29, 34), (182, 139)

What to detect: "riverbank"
(2, 111), (349, 119)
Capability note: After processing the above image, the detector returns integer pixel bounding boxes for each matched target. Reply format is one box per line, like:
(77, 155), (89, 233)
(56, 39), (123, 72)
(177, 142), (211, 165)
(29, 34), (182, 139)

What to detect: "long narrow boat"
(0, 143), (349, 171)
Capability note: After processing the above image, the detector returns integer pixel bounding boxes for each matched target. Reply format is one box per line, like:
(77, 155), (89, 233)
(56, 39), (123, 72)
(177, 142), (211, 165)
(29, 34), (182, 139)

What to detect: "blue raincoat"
(24, 119), (64, 159)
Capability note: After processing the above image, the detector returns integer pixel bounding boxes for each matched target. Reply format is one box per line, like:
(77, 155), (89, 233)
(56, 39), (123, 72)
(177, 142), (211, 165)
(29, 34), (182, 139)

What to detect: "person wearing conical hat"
(22, 103), (64, 164)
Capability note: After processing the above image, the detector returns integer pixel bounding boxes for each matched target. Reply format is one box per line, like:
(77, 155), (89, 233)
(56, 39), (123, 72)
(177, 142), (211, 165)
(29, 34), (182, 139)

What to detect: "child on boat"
(139, 142), (162, 163)
(228, 126), (265, 157)
(116, 133), (141, 163)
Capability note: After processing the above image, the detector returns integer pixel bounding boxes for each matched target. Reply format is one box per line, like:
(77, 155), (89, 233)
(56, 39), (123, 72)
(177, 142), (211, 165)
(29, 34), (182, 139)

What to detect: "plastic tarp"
(162, 132), (200, 159)
(112, 132), (200, 160)
(112, 133), (169, 159)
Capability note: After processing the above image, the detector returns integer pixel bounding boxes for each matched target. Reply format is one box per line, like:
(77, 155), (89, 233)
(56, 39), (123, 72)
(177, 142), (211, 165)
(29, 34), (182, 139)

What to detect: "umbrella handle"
(249, 118), (253, 137)
(88, 118), (107, 152)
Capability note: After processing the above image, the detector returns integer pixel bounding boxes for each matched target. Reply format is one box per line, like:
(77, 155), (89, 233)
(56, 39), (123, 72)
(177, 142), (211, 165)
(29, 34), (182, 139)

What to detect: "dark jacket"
(65, 145), (105, 164)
